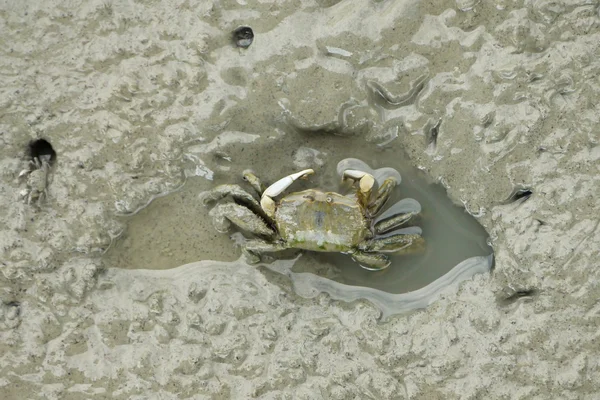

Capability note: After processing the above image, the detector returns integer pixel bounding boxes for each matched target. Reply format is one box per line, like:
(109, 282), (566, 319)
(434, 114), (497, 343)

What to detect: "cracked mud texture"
(1, 0), (599, 399)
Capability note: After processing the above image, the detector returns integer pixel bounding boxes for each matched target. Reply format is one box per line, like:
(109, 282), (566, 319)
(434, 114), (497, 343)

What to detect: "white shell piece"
(194, 164), (214, 180)
(325, 46), (353, 58)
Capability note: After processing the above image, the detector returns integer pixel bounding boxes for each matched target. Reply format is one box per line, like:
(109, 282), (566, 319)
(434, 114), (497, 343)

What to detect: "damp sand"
(1, 0), (600, 398)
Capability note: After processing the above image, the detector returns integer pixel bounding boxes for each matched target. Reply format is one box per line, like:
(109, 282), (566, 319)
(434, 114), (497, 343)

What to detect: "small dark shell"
(233, 26), (254, 48)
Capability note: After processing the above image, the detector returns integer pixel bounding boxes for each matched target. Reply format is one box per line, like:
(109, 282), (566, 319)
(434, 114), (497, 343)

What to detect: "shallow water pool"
(104, 132), (492, 298)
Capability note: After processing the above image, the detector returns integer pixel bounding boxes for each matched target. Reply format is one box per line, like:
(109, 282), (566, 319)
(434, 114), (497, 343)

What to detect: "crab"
(203, 166), (423, 270)
(18, 155), (51, 206)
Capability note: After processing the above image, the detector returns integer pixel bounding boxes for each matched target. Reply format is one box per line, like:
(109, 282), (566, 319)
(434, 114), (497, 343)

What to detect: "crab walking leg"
(208, 203), (275, 237)
(359, 233), (424, 253)
(373, 211), (418, 234)
(350, 251), (391, 271)
(242, 169), (265, 195)
(202, 184), (269, 219)
(202, 184), (260, 207)
(261, 168), (314, 219)
(342, 169), (375, 208)
(368, 177), (397, 215)
(242, 239), (287, 264)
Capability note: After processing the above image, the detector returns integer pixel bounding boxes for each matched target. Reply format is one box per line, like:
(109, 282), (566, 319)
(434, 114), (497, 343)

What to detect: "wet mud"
(1, 0), (599, 398)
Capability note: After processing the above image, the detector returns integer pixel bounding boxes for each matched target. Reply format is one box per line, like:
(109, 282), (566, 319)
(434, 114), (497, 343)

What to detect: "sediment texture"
(1, 0), (599, 398)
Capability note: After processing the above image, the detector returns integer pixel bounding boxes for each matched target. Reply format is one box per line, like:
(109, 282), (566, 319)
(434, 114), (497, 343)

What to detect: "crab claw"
(342, 169), (375, 191)
(18, 169), (30, 179)
(260, 168), (314, 219)
(342, 169), (375, 208)
(262, 169), (314, 199)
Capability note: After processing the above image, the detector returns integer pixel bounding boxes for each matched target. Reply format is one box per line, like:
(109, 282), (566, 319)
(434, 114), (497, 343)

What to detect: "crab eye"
(326, 196), (333, 203)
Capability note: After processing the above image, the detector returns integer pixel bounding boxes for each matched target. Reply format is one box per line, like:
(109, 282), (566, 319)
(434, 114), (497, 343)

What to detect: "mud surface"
(1, 0), (599, 398)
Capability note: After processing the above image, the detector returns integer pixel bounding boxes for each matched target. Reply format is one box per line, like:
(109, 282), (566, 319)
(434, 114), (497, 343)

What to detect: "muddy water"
(104, 132), (491, 295)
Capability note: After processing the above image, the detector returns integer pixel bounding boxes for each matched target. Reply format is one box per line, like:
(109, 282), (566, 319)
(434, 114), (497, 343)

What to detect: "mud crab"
(203, 161), (423, 270)
(18, 155), (51, 206)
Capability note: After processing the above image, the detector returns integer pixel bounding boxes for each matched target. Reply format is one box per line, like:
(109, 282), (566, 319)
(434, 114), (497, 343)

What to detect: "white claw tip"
(292, 169), (314, 180)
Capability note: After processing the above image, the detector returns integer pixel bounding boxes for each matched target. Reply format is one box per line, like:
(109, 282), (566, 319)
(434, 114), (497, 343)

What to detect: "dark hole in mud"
(27, 138), (56, 165)
(426, 118), (441, 147)
(232, 26), (254, 48)
(3, 301), (21, 317)
(103, 133), (493, 296)
(503, 187), (533, 204)
(498, 288), (538, 306)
